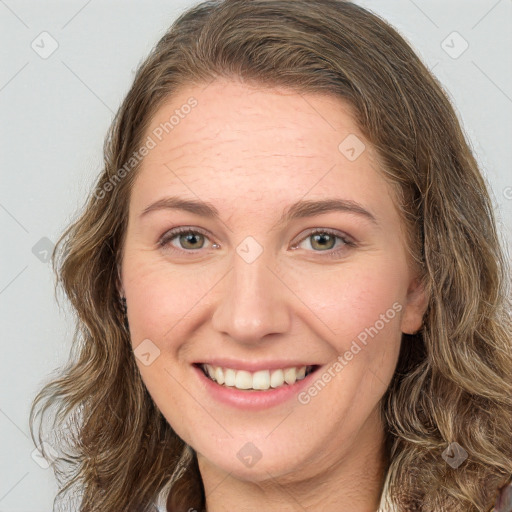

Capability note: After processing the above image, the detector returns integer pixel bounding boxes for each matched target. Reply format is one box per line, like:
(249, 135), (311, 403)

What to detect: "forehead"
(129, 79), (397, 222)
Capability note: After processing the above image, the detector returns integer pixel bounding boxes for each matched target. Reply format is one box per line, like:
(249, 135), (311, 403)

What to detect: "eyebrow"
(139, 195), (378, 227)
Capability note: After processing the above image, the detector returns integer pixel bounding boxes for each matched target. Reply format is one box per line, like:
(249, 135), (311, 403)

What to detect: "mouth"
(194, 363), (320, 392)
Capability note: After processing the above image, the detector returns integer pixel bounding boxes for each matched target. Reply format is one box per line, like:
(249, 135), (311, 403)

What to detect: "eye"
(290, 228), (355, 258)
(158, 226), (356, 258)
(158, 227), (215, 253)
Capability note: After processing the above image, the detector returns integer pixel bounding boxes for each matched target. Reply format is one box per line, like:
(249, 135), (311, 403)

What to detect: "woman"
(30, 0), (512, 510)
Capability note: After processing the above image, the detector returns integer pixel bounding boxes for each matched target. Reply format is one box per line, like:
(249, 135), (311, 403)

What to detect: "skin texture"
(119, 79), (427, 511)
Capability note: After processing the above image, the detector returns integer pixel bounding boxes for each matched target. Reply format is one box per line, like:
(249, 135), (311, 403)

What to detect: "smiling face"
(119, 79), (426, 489)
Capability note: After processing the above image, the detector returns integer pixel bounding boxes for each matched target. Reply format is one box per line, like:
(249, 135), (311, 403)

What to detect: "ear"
(400, 276), (428, 334)
(116, 262), (125, 298)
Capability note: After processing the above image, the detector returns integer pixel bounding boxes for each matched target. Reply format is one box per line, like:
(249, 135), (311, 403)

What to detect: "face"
(120, 79), (426, 484)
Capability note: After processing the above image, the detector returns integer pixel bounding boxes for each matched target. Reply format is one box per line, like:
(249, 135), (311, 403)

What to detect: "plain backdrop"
(1, 1), (511, 510)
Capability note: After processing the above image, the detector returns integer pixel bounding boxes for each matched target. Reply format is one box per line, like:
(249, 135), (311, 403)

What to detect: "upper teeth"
(202, 364), (310, 391)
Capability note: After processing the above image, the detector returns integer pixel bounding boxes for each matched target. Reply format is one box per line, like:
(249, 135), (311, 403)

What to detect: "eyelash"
(158, 226), (356, 259)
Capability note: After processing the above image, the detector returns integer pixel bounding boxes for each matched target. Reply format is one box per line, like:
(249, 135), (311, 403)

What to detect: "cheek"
(335, 267), (403, 340)
(122, 253), (213, 341)
(281, 255), (406, 378)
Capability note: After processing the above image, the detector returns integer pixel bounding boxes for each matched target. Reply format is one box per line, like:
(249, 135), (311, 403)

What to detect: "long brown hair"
(30, 1), (512, 510)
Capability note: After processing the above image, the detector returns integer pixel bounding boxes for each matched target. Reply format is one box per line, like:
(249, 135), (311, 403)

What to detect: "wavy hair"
(30, 1), (512, 510)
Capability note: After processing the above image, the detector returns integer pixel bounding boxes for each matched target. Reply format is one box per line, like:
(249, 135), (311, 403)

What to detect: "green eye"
(159, 227), (212, 251)
(158, 226), (356, 259)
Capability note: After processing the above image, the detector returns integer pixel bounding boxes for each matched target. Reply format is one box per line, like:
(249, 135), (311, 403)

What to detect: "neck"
(198, 410), (389, 512)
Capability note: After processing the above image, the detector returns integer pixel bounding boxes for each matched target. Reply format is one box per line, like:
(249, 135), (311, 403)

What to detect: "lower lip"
(193, 365), (320, 410)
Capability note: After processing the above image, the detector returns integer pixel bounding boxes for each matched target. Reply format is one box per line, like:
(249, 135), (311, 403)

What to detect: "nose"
(211, 250), (291, 345)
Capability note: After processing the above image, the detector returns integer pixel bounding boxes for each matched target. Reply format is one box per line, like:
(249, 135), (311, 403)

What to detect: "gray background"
(1, 1), (511, 510)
